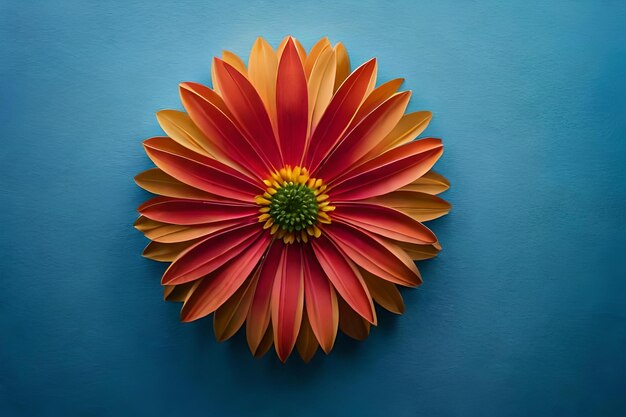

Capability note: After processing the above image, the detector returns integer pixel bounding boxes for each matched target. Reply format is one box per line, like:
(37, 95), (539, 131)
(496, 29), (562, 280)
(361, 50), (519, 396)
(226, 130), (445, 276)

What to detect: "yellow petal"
(248, 37), (278, 126)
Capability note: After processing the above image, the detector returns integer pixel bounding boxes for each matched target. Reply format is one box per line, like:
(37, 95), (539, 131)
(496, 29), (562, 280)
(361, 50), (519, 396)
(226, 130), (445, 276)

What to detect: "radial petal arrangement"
(135, 36), (451, 362)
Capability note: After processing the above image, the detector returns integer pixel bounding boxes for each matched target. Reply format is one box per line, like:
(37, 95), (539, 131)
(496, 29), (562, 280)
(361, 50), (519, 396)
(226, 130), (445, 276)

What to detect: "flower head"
(135, 36), (450, 362)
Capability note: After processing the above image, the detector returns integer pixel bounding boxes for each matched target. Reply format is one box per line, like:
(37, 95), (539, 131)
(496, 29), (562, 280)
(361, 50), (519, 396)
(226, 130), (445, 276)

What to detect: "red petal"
(271, 244), (305, 362)
(213, 58), (282, 169)
(303, 245), (338, 353)
(161, 222), (260, 285)
(311, 235), (376, 324)
(246, 241), (282, 353)
(324, 221), (421, 287)
(179, 82), (271, 176)
(276, 38), (308, 166)
(143, 137), (263, 202)
(330, 138), (443, 200)
(317, 91), (411, 181)
(138, 197), (257, 225)
(333, 202), (437, 244)
(305, 59), (377, 171)
(180, 232), (270, 322)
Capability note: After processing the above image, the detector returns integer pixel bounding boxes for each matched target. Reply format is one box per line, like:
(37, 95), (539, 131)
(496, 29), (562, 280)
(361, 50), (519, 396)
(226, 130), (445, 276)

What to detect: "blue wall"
(1, 1), (625, 416)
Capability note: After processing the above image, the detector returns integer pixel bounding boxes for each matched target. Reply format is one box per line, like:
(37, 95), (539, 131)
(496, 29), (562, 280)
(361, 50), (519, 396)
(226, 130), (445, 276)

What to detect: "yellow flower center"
(255, 166), (335, 244)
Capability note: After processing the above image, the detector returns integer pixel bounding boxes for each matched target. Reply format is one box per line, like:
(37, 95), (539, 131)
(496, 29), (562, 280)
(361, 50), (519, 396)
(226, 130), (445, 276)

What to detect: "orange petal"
(303, 245), (338, 353)
(325, 221), (421, 287)
(134, 216), (248, 243)
(161, 222), (260, 285)
(155, 110), (215, 158)
(246, 241), (282, 353)
(306, 59), (377, 171)
(361, 269), (405, 314)
(276, 38), (308, 166)
(317, 91), (411, 180)
(379, 111), (433, 152)
(213, 267), (260, 341)
(307, 44), (336, 133)
(164, 282), (195, 302)
(180, 232), (270, 322)
(213, 58), (282, 169)
(142, 239), (203, 262)
(333, 202), (437, 245)
(143, 136), (263, 202)
(252, 325), (274, 358)
(350, 78), (404, 128)
(179, 82), (270, 177)
(248, 37), (278, 127)
(399, 170), (450, 195)
(330, 138), (443, 200)
(333, 42), (350, 91)
(311, 235), (376, 324)
(304, 37), (331, 78)
(396, 241), (441, 260)
(338, 296), (370, 340)
(222, 50), (247, 76)
(135, 168), (218, 201)
(363, 190), (451, 222)
(138, 197), (257, 225)
(271, 244), (305, 362)
(296, 313), (319, 363)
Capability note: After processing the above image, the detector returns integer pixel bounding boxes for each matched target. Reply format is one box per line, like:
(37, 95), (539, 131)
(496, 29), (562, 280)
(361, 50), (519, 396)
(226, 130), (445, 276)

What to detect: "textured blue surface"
(1, 1), (625, 416)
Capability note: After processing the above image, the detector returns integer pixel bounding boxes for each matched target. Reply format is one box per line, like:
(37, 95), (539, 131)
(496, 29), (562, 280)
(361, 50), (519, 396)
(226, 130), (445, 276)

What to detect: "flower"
(135, 36), (451, 362)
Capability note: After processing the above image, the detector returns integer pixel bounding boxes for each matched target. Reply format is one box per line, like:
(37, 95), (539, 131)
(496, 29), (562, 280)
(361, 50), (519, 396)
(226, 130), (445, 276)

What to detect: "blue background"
(1, 0), (625, 416)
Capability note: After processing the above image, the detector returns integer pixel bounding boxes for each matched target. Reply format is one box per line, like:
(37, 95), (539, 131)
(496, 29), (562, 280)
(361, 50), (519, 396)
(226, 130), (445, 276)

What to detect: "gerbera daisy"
(135, 36), (450, 362)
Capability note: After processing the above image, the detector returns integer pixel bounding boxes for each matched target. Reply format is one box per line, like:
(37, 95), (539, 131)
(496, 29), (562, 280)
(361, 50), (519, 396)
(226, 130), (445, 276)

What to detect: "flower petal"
(306, 59), (377, 171)
(134, 216), (246, 243)
(317, 91), (411, 180)
(138, 197), (257, 225)
(277, 36), (306, 63)
(303, 245), (338, 353)
(276, 38), (308, 166)
(143, 136), (263, 202)
(135, 168), (219, 200)
(161, 222), (260, 285)
(222, 50), (247, 76)
(213, 58), (282, 169)
(338, 297), (370, 340)
(361, 269), (405, 314)
(296, 313), (319, 363)
(333, 42), (350, 92)
(379, 111), (433, 152)
(246, 241), (282, 353)
(304, 37), (331, 78)
(311, 235), (376, 324)
(142, 239), (203, 262)
(307, 44), (336, 132)
(248, 37), (278, 126)
(252, 326), (274, 358)
(400, 170), (450, 195)
(180, 232), (270, 322)
(363, 190), (451, 222)
(179, 82), (270, 177)
(271, 243), (305, 362)
(155, 110), (214, 158)
(397, 241), (441, 260)
(329, 138), (444, 200)
(350, 78), (404, 128)
(213, 267), (259, 342)
(324, 221), (421, 287)
(164, 282), (195, 302)
(333, 202), (437, 244)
